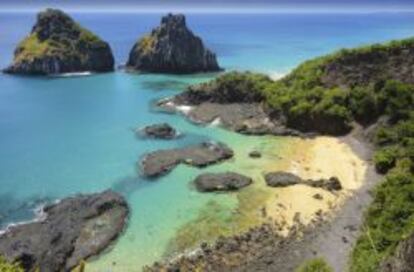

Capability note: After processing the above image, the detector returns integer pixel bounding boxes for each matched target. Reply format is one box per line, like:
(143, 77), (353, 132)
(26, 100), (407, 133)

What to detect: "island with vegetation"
(4, 9), (114, 75)
(126, 13), (221, 74)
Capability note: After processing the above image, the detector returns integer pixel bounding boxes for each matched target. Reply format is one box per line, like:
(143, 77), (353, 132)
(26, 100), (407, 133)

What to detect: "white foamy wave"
(176, 105), (193, 114)
(0, 203), (48, 236)
(52, 71), (93, 78)
(209, 117), (221, 127)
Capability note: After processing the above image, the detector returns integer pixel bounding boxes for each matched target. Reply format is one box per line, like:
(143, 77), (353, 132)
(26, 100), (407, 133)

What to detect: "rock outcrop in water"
(0, 190), (128, 271)
(140, 142), (233, 177)
(265, 171), (342, 192)
(194, 172), (253, 192)
(4, 9), (114, 75)
(126, 14), (221, 74)
(139, 123), (178, 139)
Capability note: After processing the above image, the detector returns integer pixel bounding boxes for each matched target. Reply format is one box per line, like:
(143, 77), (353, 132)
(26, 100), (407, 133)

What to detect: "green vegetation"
(0, 256), (24, 272)
(14, 12), (106, 64)
(137, 35), (155, 54)
(295, 258), (333, 272)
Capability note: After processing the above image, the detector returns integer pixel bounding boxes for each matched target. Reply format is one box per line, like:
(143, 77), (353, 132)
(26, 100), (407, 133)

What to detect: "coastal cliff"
(154, 37), (414, 272)
(4, 9), (114, 75)
(126, 14), (221, 74)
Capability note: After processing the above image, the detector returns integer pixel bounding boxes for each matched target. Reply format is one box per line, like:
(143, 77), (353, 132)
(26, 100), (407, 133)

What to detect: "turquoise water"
(1, 11), (414, 270)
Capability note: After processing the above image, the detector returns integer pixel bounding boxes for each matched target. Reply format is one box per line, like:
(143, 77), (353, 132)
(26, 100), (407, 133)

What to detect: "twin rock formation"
(5, 9), (220, 75)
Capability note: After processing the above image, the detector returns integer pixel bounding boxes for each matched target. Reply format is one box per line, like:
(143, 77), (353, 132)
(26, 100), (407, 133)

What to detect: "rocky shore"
(157, 73), (310, 137)
(4, 9), (114, 75)
(127, 14), (221, 74)
(140, 142), (234, 178)
(0, 190), (128, 271)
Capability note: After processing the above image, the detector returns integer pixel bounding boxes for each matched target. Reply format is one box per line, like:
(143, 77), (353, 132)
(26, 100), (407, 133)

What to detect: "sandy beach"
(263, 136), (369, 233)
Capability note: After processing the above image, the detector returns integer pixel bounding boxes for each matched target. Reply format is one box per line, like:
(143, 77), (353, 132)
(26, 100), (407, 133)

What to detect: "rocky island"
(4, 9), (114, 75)
(126, 14), (221, 74)
(0, 190), (128, 271)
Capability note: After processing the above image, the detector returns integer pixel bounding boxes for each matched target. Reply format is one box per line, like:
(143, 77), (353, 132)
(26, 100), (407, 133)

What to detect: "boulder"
(140, 142), (233, 177)
(140, 123), (177, 139)
(4, 9), (114, 75)
(126, 13), (221, 74)
(0, 190), (128, 272)
(264, 172), (302, 187)
(194, 172), (253, 192)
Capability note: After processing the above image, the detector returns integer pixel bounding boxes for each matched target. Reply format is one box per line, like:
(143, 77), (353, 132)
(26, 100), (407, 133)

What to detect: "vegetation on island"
(0, 256), (23, 272)
(15, 22), (104, 63)
(295, 258), (333, 272)
(188, 36), (414, 271)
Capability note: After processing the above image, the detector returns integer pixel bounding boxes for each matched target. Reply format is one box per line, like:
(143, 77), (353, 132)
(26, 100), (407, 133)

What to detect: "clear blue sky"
(1, 0), (413, 12)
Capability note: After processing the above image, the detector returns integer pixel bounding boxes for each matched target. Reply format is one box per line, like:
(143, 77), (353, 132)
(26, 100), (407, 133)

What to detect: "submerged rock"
(248, 151), (262, 158)
(140, 142), (233, 177)
(139, 123), (177, 139)
(126, 13), (221, 74)
(265, 171), (342, 192)
(194, 172), (253, 192)
(0, 190), (128, 272)
(4, 9), (114, 75)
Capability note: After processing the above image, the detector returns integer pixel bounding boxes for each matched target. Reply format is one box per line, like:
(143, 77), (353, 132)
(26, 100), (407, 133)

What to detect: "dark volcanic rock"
(194, 172), (253, 192)
(265, 171), (342, 192)
(306, 177), (342, 191)
(264, 171), (302, 187)
(126, 14), (221, 74)
(140, 123), (177, 139)
(140, 142), (233, 177)
(4, 9), (114, 75)
(0, 190), (128, 272)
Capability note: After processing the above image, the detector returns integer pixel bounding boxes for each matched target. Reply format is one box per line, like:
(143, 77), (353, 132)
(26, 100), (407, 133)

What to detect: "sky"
(1, 0), (414, 13)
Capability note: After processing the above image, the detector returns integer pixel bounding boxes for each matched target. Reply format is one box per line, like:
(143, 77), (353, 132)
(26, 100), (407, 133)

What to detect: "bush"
(295, 258), (333, 272)
(374, 146), (399, 174)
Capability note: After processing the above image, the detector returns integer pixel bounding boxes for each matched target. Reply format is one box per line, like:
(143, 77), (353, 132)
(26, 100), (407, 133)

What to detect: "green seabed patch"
(163, 184), (272, 256)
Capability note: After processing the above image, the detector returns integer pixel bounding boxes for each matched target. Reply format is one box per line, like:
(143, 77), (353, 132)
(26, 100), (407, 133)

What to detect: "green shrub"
(0, 256), (24, 272)
(295, 258), (333, 272)
(350, 166), (414, 272)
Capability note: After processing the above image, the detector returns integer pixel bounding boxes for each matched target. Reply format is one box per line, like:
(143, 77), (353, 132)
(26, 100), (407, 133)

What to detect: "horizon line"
(1, 5), (414, 14)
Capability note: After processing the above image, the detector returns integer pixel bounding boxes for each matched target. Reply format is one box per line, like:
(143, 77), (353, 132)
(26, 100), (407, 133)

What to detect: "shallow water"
(0, 11), (414, 270)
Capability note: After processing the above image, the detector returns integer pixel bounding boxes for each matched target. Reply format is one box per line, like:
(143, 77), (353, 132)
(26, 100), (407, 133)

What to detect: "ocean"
(0, 11), (413, 271)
